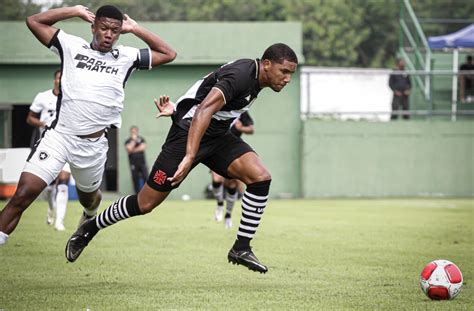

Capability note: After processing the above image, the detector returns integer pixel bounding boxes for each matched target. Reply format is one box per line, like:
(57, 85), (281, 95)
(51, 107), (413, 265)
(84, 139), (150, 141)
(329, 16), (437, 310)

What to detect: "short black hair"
(54, 69), (61, 77)
(96, 5), (123, 22)
(261, 43), (298, 64)
(468, 55), (473, 62)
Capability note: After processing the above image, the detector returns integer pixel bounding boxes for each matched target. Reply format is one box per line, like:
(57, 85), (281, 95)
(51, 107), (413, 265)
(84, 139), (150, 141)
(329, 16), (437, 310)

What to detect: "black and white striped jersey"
(174, 58), (261, 136)
(48, 29), (152, 135)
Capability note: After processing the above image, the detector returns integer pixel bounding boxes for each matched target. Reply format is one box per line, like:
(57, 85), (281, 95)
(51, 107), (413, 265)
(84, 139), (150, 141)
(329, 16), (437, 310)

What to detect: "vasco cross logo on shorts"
(38, 151), (49, 161)
(153, 170), (167, 185)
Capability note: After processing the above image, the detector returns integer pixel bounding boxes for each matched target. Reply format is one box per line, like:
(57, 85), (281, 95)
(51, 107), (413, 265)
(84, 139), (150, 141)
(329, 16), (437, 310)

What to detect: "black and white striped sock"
(225, 186), (238, 218)
(95, 195), (141, 230)
(234, 180), (271, 251)
(212, 181), (224, 206)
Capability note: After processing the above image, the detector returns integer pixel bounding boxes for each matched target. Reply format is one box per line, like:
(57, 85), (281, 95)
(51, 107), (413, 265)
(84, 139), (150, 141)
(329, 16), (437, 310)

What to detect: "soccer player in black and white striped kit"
(66, 44), (298, 273)
(0, 4), (176, 247)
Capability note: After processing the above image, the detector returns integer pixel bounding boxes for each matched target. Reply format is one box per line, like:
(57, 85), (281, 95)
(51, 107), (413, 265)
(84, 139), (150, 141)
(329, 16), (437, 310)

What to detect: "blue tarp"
(428, 24), (474, 49)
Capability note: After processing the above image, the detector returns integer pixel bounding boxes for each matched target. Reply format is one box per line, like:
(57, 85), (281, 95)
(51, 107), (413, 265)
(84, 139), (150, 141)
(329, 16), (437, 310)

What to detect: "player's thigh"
(23, 130), (68, 186)
(147, 125), (189, 192)
(202, 134), (269, 184)
(69, 138), (108, 193)
(227, 152), (271, 185)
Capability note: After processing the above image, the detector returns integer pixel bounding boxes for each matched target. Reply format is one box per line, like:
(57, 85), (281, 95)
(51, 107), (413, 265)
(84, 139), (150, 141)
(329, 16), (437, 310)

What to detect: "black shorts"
(147, 124), (254, 192)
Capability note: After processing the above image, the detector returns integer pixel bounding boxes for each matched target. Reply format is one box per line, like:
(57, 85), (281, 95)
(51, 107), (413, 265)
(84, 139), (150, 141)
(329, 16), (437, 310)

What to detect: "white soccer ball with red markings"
(420, 259), (463, 300)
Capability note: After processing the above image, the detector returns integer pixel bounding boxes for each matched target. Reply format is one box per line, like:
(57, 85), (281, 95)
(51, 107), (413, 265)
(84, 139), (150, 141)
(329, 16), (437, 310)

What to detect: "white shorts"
(62, 162), (71, 173)
(23, 129), (108, 193)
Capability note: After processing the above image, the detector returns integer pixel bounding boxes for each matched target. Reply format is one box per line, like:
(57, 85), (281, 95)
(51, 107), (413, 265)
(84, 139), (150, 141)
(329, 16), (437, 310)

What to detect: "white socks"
(0, 231), (9, 245)
(55, 184), (68, 228)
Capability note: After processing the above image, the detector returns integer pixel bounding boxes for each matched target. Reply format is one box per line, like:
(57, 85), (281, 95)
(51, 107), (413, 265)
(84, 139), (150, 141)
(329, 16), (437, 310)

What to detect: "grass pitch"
(0, 198), (472, 310)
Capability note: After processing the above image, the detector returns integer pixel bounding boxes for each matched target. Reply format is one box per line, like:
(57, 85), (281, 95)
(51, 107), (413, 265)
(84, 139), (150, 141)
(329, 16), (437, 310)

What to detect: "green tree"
(10, 0), (474, 67)
(0, 0), (41, 20)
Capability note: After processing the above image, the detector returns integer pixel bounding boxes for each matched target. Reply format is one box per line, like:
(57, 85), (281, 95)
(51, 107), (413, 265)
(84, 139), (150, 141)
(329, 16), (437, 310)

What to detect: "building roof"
(0, 21), (303, 65)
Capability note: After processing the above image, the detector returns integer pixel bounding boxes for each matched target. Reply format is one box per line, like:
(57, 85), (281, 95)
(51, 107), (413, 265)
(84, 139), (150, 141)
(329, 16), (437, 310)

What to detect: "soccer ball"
(420, 259), (463, 300)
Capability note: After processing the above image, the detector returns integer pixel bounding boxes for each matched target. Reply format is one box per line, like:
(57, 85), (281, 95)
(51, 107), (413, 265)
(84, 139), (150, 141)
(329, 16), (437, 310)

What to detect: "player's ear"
(262, 59), (272, 72)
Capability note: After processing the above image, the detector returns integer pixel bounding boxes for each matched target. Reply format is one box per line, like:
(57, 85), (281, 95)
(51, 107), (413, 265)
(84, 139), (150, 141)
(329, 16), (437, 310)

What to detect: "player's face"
(91, 17), (122, 52)
(264, 59), (297, 92)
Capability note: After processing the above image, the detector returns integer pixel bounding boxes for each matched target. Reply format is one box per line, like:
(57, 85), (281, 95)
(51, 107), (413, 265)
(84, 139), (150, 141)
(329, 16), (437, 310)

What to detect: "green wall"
(0, 64), (301, 199)
(302, 120), (473, 197)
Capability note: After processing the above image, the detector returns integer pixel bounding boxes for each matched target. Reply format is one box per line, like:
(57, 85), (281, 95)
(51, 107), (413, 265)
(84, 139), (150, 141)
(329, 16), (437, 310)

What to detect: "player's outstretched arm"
(26, 5), (95, 46)
(121, 14), (177, 68)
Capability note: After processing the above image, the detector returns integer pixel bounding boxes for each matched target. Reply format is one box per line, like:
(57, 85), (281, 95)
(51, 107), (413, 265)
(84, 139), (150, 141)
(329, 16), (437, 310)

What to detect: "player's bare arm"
(26, 111), (46, 128)
(26, 5), (95, 46)
(121, 14), (176, 67)
(168, 88), (225, 186)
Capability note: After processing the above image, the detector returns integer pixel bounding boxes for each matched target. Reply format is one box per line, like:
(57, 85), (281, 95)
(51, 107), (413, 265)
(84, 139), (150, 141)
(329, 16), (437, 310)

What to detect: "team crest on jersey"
(111, 49), (119, 59)
(38, 151), (49, 161)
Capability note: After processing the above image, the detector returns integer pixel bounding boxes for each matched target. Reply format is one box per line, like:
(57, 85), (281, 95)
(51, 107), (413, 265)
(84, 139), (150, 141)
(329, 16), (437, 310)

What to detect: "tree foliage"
(2, 0), (473, 67)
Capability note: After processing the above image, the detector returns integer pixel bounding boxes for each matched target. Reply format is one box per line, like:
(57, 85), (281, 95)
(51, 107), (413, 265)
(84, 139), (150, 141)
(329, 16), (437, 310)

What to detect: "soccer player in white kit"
(26, 69), (71, 231)
(0, 4), (176, 246)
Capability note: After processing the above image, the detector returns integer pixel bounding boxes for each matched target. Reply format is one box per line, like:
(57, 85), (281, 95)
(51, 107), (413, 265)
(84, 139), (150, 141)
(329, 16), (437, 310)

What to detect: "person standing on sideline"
(389, 58), (411, 120)
(0, 4), (176, 246)
(212, 112), (254, 229)
(459, 55), (474, 103)
(26, 69), (71, 231)
(125, 126), (148, 194)
(65, 43), (298, 274)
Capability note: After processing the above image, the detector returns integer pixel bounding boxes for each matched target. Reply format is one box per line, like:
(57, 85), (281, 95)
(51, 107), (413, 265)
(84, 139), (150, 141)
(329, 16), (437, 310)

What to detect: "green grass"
(0, 198), (472, 310)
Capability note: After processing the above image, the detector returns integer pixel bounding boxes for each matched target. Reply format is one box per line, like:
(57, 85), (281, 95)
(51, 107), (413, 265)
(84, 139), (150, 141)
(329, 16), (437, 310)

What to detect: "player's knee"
(78, 190), (101, 210)
(254, 169), (271, 183)
(137, 200), (155, 214)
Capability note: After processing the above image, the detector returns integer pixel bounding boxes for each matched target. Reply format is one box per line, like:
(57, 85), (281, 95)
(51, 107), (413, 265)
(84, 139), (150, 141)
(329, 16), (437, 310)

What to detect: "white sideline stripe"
(244, 191), (268, 201)
(238, 224), (257, 231)
(242, 196), (267, 207)
(242, 209), (262, 218)
(237, 231), (254, 238)
(241, 216), (260, 225)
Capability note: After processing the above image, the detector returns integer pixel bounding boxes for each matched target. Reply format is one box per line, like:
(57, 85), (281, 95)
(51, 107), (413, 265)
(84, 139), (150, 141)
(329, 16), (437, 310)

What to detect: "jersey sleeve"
(29, 93), (44, 113)
(137, 48), (152, 70)
(213, 67), (250, 104)
(122, 46), (152, 71)
(48, 29), (81, 56)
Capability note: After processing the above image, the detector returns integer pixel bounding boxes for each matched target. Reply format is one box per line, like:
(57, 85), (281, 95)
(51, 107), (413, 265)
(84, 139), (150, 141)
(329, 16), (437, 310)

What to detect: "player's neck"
(257, 62), (268, 89)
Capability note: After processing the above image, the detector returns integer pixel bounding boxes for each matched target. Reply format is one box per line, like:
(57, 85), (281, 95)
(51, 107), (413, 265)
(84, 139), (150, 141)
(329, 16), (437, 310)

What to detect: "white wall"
(300, 67), (393, 121)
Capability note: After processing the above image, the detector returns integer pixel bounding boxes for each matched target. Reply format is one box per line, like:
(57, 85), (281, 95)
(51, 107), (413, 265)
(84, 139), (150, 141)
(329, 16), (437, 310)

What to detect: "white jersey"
(48, 29), (152, 135)
(29, 89), (58, 127)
